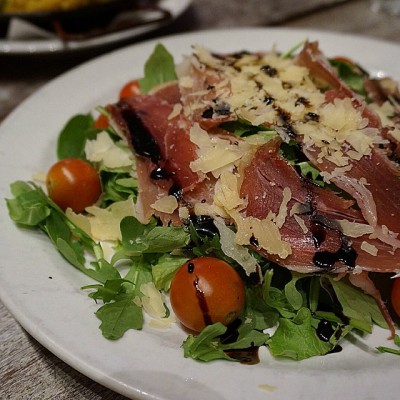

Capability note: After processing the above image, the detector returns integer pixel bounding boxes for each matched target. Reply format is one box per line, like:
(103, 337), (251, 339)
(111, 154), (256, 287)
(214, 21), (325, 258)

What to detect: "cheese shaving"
(151, 195), (178, 214)
(360, 241), (378, 256)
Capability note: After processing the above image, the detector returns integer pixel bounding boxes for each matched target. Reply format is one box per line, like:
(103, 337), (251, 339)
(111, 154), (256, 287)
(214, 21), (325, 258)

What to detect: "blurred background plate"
(0, 0), (191, 54)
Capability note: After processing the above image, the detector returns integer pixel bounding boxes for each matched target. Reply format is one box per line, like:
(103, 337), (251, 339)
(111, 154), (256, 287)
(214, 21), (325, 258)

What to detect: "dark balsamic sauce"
(201, 107), (214, 119)
(260, 65), (278, 77)
(306, 191), (358, 270)
(215, 102), (231, 116)
(264, 96), (275, 105)
(304, 112), (320, 122)
(117, 100), (161, 163)
(317, 320), (343, 354)
(328, 345), (343, 354)
(150, 167), (171, 180)
(295, 96), (311, 107)
(316, 319), (334, 342)
(249, 235), (259, 247)
(224, 347), (260, 365)
(274, 106), (297, 138)
(313, 244), (357, 270)
(282, 123), (297, 139)
(187, 262), (195, 273)
(187, 215), (219, 237)
(193, 276), (212, 327)
(168, 183), (183, 200)
(220, 319), (261, 364)
(310, 222), (326, 248)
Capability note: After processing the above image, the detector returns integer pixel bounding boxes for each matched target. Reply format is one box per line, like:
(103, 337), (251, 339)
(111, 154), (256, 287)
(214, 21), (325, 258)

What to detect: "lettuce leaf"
(139, 44), (177, 94)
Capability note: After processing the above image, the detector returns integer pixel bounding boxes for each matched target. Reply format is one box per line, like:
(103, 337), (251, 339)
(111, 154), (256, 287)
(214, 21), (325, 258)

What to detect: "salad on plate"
(6, 39), (400, 363)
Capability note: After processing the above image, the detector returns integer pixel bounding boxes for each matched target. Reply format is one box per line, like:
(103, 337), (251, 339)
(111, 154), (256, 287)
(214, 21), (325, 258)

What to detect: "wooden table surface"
(1, 0), (399, 399)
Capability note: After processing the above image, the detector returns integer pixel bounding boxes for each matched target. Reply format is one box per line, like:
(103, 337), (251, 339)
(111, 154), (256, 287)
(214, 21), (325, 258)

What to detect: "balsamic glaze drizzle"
(193, 276), (212, 327)
(316, 319), (334, 342)
(150, 167), (171, 180)
(187, 262), (195, 273)
(304, 183), (358, 271)
(117, 100), (161, 164)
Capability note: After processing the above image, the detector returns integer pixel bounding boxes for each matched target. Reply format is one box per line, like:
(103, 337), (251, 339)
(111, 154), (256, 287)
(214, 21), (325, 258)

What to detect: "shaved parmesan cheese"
(361, 241), (378, 256)
(230, 210), (291, 259)
(189, 123), (249, 176)
(168, 103), (182, 120)
(85, 131), (133, 169)
(213, 216), (259, 276)
(140, 282), (167, 319)
(65, 208), (92, 237)
(151, 195), (178, 214)
(336, 219), (374, 238)
(66, 198), (136, 241)
(178, 206), (190, 220)
(148, 315), (176, 329)
(274, 187), (291, 228)
(213, 169), (245, 211)
(32, 171), (46, 182)
(193, 202), (229, 219)
(293, 214), (309, 234)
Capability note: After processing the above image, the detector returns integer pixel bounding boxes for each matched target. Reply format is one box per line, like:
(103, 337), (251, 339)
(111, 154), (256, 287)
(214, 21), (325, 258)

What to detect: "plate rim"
(0, 0), (192, 55)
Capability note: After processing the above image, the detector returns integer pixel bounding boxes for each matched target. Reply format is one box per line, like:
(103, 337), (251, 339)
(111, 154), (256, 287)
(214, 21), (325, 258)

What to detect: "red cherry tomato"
(93, 113), (109, 129)
(46, 158), (102, 213)
(119, 79), (141, 99)
(391, 278), (400, 317)
(169, 257), (246, 332)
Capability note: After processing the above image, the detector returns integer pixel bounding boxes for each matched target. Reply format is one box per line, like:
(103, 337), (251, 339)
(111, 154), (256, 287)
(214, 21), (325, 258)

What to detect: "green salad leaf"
(219, 117), (275, 137)
(6, 180), (119, 283)
(139, 44), (177, 94)
(329, 58), (367, 96)
(57, 113), (98, 160)
(377, 334), (400, 356)
(268, 307), (332, 360)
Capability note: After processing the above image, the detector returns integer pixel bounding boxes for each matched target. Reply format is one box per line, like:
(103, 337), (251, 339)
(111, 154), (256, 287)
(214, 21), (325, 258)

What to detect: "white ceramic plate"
(0, 28), (399, 400)
(0, 0), (191, 54)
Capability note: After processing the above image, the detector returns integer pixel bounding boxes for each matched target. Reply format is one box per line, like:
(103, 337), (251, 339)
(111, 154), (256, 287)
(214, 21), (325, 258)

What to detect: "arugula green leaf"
(377, 334), (400, 356)
(96, 293), (143, 339)
(6, 181), (51, 225)
(119, 216), (190, 255)
(84, 279), (129, 303)
(219, 117), (275, 137)
(268, 308), (332, 360)
(57, 114), (97, 160)
(182, 323), (237, 362)
(151, 253), (189, 292)
(284, 273), (306, 311)
(139, 44), (177, 94)
(6, 180), (119, 283)
(85, 258), (156, 339)
(220, 321), (269, 351)
(244, 281), (279, 331)
(123, 256), (153, 293)
(280, 38), (307, 59)
(327, 277), (388, 333)
(100, 172), (138, 206)
(329, 59), (366, 95)
(264, 285), (296, 319)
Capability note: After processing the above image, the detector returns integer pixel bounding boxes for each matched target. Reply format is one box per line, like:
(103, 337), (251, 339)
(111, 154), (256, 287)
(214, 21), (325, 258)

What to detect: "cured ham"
(295, 42), (400, 248)
(107, 41), (400, 281)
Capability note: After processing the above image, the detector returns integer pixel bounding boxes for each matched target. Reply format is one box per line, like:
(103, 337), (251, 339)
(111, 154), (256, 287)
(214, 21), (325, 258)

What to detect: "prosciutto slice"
(295, 41), (400, 246)
(240, 137), (400, 273)
(107, 42), (400, 278)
